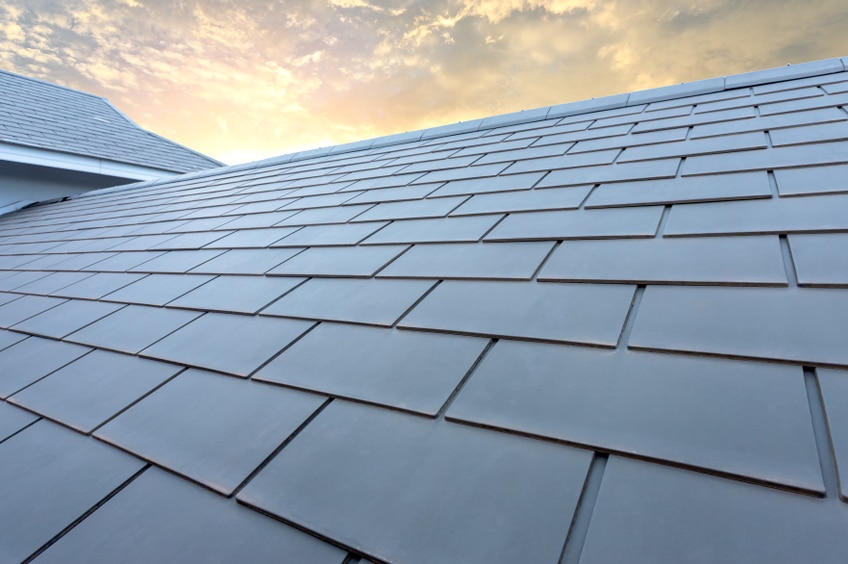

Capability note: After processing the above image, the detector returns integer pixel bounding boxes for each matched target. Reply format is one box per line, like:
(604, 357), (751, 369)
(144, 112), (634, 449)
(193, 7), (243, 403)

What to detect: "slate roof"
(0, 69), (222, 173)
(1, 57), (848, 563)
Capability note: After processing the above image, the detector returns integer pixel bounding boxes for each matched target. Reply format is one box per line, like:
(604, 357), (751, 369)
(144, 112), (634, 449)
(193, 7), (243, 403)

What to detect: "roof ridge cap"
(232, 55), (848, 166)
(70, 55), (848, 200)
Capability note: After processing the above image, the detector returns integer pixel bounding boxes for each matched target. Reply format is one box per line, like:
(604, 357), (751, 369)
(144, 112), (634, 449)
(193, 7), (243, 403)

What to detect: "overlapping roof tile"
(1, 58), (848, 563)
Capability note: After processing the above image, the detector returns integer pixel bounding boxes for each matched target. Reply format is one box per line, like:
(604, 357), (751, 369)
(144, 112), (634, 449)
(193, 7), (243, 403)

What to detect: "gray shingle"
(537, 236), (787, 285)
(96, 370), (325, 495)
(12, 299), (123, 339)
(352, 197), (466, 222)
(128, 250), (226, 273)
(254, 322), (488, 415)
(188, 248), (304, 275)
(400, 280), (634, 346)
(449, 341), (821, 491)
(683, 141), (848, 176)
(9, 350), (181, 433)
(141, 313), (313, 377)
(103, 274), (214, 305)
(262, 277), (434, 326)
(0, 337), (91, 398)
(769, 121), (848, 147)
(485, 206), (663, 241)
(580, 456), (848, 564)
(168, 275), (304, 313)
(585, 171), (771, 208)
(239, 401), (592, 564)
(536, 158), (681, 187)
(427, 172), (546, 197)
(0, 295), (64, 327)
(0, 327), (26, 351)
(267, 245), (408, 277)
(35, 468), (346, 563)
(203, 227), (299, 249)
(66, 305), (202, 353)
(272, 222), (388, 246)
(665, 193), (848, 236)
(817, 368), (848, 500)
(692, 107), (847, 139)
(789, 233), (848, 286)
(378, 241), (554, 280)
(774, 164), (848, 196)
(10, 272), (96, 296)
(617, 131), (767, 162)
(0, 401), (37, 442)
(51, 272), (146, 299)
(0, 420), (144, 563)
(451, 185), (592, 215)
(362, 215), (502, 245)
(630, 286), (848, 366)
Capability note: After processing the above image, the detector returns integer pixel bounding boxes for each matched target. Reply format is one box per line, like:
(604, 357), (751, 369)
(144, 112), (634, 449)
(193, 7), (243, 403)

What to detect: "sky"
(1, 1), (847, 165)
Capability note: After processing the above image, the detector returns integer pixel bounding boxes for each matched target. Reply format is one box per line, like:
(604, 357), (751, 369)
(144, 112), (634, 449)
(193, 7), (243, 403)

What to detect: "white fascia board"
(0, 142), (180, 181)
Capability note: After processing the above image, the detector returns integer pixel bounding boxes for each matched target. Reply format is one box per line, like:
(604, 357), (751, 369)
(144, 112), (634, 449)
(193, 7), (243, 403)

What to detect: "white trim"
(0, 142), (179, 181)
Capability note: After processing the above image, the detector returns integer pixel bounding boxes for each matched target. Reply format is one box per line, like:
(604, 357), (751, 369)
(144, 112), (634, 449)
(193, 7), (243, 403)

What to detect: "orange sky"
(1, 1), (847, 165)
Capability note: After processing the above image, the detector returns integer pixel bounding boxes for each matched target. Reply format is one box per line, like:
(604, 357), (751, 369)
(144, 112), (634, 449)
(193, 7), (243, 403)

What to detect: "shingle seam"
(0, 410), (40, 446)
(230, 397), (333, 498)
(616, 285), (645, 349)
(435, 338), (497, 419)
(530, 240), (562, 281)
(655, 205), (673, 237)
(244, 317), (319, 379)
(559, 453), (607, 564)
(803, 368), (841, 500)
(779, 235), (799, 287)
(88, 367), (190, 436)
(21, 463), (150, 564)
(239, 496), (378, 562)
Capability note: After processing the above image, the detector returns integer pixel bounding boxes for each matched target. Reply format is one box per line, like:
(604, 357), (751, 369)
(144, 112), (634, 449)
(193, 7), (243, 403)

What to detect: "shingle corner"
(420, 118), (485, 140)
(287, 146), (333, 162)
(546, 93), (630, 119)
(628, 77), (726, 105)
(479, 107), (551, 130)
(369, 130), (424, 148)
(326, 138), (375, 155)
(725, 58), (845, 89)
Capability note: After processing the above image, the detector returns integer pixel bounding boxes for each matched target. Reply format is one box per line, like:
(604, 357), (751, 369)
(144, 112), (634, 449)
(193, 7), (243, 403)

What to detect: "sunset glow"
(2, 1), (846, 164)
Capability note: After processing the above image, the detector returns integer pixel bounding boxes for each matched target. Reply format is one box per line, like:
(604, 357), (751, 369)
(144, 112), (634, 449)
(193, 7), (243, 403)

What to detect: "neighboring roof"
(1, 57), (848, 563)
(0, 69), (223, 174)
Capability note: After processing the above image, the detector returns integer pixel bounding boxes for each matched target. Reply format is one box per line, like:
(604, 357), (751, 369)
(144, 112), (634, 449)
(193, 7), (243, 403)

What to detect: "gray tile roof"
(1, 57), (848, 563)
(0, 69), (222, 173)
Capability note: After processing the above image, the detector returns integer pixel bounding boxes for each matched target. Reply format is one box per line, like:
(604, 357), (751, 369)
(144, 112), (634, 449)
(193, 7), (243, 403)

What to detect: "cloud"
(1, 0), (846, 164)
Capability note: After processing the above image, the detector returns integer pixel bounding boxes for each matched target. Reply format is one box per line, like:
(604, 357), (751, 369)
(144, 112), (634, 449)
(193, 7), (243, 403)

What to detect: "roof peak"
(82, 55), (848, 197)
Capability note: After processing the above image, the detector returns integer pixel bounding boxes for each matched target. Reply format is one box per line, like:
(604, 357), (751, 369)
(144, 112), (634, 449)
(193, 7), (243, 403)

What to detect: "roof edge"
(100, 98), (226, 169)
(0, 141), (183, 181)
(0, 68), (104, 101)
(74, 55), (848, 200)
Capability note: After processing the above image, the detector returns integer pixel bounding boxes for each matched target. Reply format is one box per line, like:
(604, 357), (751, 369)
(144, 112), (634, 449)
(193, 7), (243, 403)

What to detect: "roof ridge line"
(98, 99), (225, 168)
(74, 55), (848, 200)
(0, 67), (106, 101)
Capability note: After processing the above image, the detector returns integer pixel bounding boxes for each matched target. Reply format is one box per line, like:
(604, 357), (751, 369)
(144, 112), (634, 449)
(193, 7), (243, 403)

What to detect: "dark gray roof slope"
(1, 57), (848, 563)
(0, 69), (222, 173)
